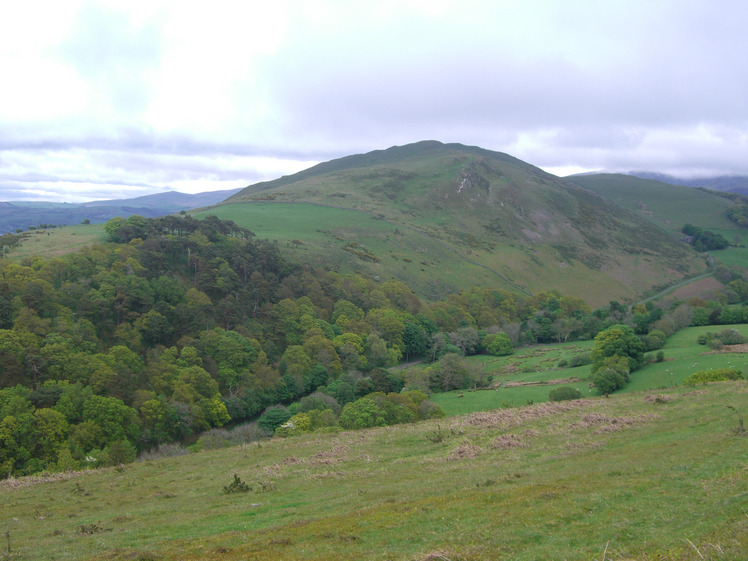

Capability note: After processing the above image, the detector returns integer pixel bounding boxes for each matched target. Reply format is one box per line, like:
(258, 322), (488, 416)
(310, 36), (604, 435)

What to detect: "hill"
(3, 382), (745, 560)
(627, 170), (748, 196)
(209, 141), (707, 305)
(0, 188), (241, 234)
(569, 173), (748, 270)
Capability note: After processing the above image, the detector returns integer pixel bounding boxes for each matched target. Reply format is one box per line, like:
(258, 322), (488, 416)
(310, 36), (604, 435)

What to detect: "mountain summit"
(224, 141), (706, 303)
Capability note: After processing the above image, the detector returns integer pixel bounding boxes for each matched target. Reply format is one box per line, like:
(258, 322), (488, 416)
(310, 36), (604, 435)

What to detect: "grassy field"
(2, 382), (745, 561)
(432, 325), (748, 416)
(4, 224), (107, 262)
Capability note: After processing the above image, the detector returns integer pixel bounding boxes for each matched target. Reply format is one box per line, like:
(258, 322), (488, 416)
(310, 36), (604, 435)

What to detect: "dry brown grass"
(461, 399), (593, 430)
(0, 469), (91, 491)
(644, 393), (676, 403)
(491, 433), (527, 449)
(569, 413), (660, 434)
(447, 440), (483, 460)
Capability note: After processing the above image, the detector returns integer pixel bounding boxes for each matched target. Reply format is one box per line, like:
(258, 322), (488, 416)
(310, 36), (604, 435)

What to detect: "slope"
(212, 142), (706, 305)
(570, 173), (748, 269)
(2, 382), (745, 561)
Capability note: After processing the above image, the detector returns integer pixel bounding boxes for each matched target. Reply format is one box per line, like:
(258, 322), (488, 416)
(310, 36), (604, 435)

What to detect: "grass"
(2, 383), (746, 561)
(432, 325), (748, 416)
(195, 202), (514, 299)
(4, 224), (107, 262)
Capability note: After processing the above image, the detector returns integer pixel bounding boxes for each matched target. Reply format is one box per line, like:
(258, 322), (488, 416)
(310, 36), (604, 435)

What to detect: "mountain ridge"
(216, 141), (707, 304)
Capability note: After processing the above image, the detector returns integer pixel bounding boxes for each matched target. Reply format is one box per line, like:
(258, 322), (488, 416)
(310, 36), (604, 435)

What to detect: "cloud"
(1, 0), (747, 201)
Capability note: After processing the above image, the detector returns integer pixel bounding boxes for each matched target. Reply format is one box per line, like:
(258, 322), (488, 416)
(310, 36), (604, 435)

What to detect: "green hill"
(202, 142), (708, 305)
(3, 382), (745, 561)
(570, 173), (748, 270)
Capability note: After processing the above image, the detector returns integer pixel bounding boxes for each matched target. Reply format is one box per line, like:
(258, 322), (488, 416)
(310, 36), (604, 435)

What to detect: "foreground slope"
(3, 383), (745, 561)
(217, 141), (706, 305)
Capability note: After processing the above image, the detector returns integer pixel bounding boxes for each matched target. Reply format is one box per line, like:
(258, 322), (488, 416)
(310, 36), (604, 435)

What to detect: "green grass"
(5, 224), (107, 262)
(196, 202), (512, 299)
(2, 383), (746, 561)
(433, 325), (748, 416)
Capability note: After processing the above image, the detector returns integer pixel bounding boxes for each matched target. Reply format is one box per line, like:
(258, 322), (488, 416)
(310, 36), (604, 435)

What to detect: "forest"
(2, 214), (748, 478)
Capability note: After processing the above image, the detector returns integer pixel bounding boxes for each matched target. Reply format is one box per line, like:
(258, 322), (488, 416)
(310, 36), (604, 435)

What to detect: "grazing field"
(4, 224), (107, 262)
(2, 382), (746, 561)
(432, 325), (748, 416)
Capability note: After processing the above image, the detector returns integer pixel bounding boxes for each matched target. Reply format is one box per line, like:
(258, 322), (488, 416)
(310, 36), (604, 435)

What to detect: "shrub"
(548, 386), (582, 402)
(716, 328), (746, 345)
(568, 353), (592, 368)
(257, 407), (291, 432)
(102, 440), (137, 466)
(418, 400), (446, 419)
(231, 422), (267, 443)
(223, 474), (250, 494)
(274, 412), (313, 437)
(591, 369), (626, 395)
(138, 443), (188, 461)
(683, 368), (744, 386)
(483, 332), (514, 356)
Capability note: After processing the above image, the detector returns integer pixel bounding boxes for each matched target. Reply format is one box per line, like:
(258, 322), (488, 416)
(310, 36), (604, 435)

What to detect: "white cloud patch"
(0, 0), (747, 201)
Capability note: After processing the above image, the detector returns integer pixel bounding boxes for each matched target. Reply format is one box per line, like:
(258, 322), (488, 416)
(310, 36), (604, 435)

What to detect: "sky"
(1, 0), (747, 203)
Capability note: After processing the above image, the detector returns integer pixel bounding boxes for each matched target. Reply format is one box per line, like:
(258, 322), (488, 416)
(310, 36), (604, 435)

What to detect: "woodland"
(1, 213), (748, 478)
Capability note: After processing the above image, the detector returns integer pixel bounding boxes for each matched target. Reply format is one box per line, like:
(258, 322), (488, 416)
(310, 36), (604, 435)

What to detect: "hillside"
(627, 170), (748, 195)
(3, 382), (745, 561)
(567, 173), (737, 236)
(570, 173), (748, 270)
(210, 141), (707, 305)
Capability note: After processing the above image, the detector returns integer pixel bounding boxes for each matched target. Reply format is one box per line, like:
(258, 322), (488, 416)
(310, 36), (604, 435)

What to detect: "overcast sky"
(1, 0), (747, 202)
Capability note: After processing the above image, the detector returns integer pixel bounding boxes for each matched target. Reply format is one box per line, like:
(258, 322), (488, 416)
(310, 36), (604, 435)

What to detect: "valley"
(1, 141), (747, 561)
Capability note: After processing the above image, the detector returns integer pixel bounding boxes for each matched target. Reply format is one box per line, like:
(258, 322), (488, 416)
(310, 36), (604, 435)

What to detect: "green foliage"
(683, 368), (744, 385)
(698, 328), (747, 349)
(257, 407), (291, 433)
(223, 473), (251, 494)
(726, 203), (748, 227)
(339, 397), (387, 430)
(483, 332), (513, 356)
(548, 386), (582, 402)
(682, 223), (730, 251)
(590, 324), (645, 377)
(567, 352), (592, 368)
(427, 353), (486, 392)
(591, 368), (627, 395)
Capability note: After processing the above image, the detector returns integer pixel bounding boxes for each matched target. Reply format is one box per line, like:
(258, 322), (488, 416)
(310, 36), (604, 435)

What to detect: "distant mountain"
(625, 171), (748, 196)
(214, 141), (707, 305)
(0, 188), (241, 234)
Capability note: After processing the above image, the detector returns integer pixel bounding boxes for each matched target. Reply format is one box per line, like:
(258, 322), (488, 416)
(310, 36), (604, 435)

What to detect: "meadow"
(431, 324), (748, 416)
(2, 382), (745, 561)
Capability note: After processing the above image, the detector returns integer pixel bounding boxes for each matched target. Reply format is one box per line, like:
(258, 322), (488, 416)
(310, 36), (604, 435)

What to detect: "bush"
(483, 332), (514, 356)
(683, 368), (744, 386)
(138, 443), (188, 461)
(257, 406), (291, 432)
(591, 369), (626, 395)
(102, 440), (137, 466)
(548, 386), (582, 402)
(716, 328), (746, 345)
(568, 353), (592, 368)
